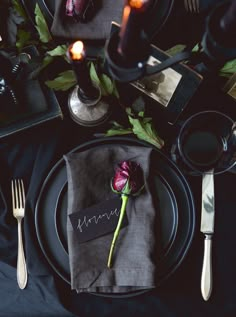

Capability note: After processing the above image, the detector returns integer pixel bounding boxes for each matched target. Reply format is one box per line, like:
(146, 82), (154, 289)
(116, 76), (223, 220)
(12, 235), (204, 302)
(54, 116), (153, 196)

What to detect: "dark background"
(0, 1), (236, 316)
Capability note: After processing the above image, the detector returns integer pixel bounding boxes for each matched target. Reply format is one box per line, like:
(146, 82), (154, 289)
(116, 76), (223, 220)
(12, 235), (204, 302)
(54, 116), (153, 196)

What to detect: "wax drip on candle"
(68, 41), (99, 100)
(118, 0), (153, 61)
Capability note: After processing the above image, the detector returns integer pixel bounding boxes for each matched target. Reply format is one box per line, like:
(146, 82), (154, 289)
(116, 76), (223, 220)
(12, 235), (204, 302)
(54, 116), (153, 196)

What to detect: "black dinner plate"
(35, 137), (195, 298)
(20, 0), (174, 41)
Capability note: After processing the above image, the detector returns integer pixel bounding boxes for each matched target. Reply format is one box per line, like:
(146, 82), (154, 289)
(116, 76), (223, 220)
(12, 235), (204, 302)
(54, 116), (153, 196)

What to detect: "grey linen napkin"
(51, 0), (123, 40)
(64, 145), (157, 293)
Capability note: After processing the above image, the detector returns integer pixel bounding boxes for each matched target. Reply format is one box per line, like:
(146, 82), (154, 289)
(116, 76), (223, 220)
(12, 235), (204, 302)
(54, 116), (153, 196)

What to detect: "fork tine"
(192, 0), (198, 13)
(188, 0), (193, 12)
(20, 179), (25, 208)
(18, 179), (22, 209)
(11, 179), (25, 209)
(184, 0), (200, 13)
(184, 0), (189, 11)
(15, 179), (20, 209)
(196, 0), (200, 13)
(13, 179), (19, 209)
(11, 180), (15, 209)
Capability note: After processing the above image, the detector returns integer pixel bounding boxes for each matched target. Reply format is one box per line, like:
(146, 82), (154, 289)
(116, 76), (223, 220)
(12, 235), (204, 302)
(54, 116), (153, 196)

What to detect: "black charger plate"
(35, 137), (195, 298)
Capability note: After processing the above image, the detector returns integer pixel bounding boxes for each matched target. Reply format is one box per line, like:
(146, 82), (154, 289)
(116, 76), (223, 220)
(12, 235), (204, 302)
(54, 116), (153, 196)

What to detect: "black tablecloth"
(0, 99), (236, 317)
(1, 1), (236, 315)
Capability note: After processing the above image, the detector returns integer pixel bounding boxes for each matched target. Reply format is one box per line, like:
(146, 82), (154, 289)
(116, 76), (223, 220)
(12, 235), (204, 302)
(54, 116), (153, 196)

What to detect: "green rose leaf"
(34, 3), (52, 43)
(45, 70), (77, 91)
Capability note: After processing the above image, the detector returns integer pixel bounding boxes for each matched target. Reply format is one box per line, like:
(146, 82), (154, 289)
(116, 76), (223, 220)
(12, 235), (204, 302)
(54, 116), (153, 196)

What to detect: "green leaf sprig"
(105, 106), (164, 149)
(166, 43), (236, 78)
(34, 4), (52, 44)
(105, 121), (132, 137)
(219, 59), (236, 78)
(89, 62), (119, 97)
(127, 109), (164, 149)
(45, 60), (119, 98)
(13, 2), (52, 51)
(191, 43), (236, 78)
(45, 70), (77, 91)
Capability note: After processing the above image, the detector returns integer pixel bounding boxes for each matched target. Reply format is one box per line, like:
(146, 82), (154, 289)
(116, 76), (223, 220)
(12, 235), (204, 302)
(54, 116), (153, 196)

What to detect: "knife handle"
(201, 234), (212, 301)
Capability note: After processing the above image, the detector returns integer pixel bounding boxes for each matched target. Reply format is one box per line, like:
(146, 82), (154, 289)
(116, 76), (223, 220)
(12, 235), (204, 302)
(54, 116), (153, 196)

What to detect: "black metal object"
(0, 53), (19, 110)
(105, 1), (236, 82)
(105, 24), (199, 83)
(195, 0), (236, 75)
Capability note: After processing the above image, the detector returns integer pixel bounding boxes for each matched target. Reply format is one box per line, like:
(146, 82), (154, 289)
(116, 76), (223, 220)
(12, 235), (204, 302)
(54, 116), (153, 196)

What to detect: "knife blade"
(200, 169), (215, 301)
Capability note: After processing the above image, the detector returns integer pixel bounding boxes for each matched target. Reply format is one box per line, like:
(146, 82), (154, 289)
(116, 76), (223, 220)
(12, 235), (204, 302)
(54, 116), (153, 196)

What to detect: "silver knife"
(200, 169), (215, 301)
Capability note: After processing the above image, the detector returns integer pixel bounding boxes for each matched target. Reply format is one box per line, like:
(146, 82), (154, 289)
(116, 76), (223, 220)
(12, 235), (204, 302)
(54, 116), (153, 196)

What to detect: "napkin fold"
(51, 0), (123, 40)
(64, 145), (158, 293)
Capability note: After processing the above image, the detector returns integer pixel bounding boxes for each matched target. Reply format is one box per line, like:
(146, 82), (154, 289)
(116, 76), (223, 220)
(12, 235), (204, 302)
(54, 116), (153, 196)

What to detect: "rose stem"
(107, 194), (129, 268)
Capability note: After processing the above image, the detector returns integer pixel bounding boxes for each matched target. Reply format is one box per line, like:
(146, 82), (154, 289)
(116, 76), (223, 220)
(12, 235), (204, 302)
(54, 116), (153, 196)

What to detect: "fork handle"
(17, 219), (27, 289)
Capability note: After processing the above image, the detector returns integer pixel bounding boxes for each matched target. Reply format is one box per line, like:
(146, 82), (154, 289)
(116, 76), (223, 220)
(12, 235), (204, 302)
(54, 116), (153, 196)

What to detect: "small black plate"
(35, 137), (195, 298)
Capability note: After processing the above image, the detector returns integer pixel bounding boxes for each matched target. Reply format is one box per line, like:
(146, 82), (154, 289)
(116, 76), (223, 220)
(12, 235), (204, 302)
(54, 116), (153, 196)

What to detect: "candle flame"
(129, 0), (143, 9)
(128, 0), (152, 11)
(69, 41), (85, 61)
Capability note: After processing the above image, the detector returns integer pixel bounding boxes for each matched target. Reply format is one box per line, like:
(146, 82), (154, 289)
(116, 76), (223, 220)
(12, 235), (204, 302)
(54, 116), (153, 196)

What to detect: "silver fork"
(11, 179), (27, 289)
(184, 0), (200, 13)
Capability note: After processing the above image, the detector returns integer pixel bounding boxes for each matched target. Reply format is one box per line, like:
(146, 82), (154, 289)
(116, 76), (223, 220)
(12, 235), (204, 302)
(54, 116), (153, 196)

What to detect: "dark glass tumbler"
(176, 111), (236, 175)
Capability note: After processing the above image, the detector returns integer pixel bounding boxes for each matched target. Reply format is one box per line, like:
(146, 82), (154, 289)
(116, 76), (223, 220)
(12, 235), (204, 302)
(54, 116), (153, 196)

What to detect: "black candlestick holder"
(106, 0), (236, 84)
(105, 25), (150, 82)
(68, 82), (111, 127)
(105, 23), (196, 83)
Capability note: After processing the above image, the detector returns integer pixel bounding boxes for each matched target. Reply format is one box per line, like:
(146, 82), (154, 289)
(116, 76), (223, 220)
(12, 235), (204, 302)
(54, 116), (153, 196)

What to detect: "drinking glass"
(174, 110), (236, 175)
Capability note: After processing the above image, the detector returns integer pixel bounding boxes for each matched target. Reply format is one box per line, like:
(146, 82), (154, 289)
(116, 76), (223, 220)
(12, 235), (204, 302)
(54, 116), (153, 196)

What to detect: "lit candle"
(67, 40), (98, 99)
(118, 0), (153, 60)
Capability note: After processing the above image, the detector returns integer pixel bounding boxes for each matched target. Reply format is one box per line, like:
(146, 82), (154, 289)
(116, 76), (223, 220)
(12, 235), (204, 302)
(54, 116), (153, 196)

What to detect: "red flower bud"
(112, 160), (144, 195)
(66, 0), (94, 22)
